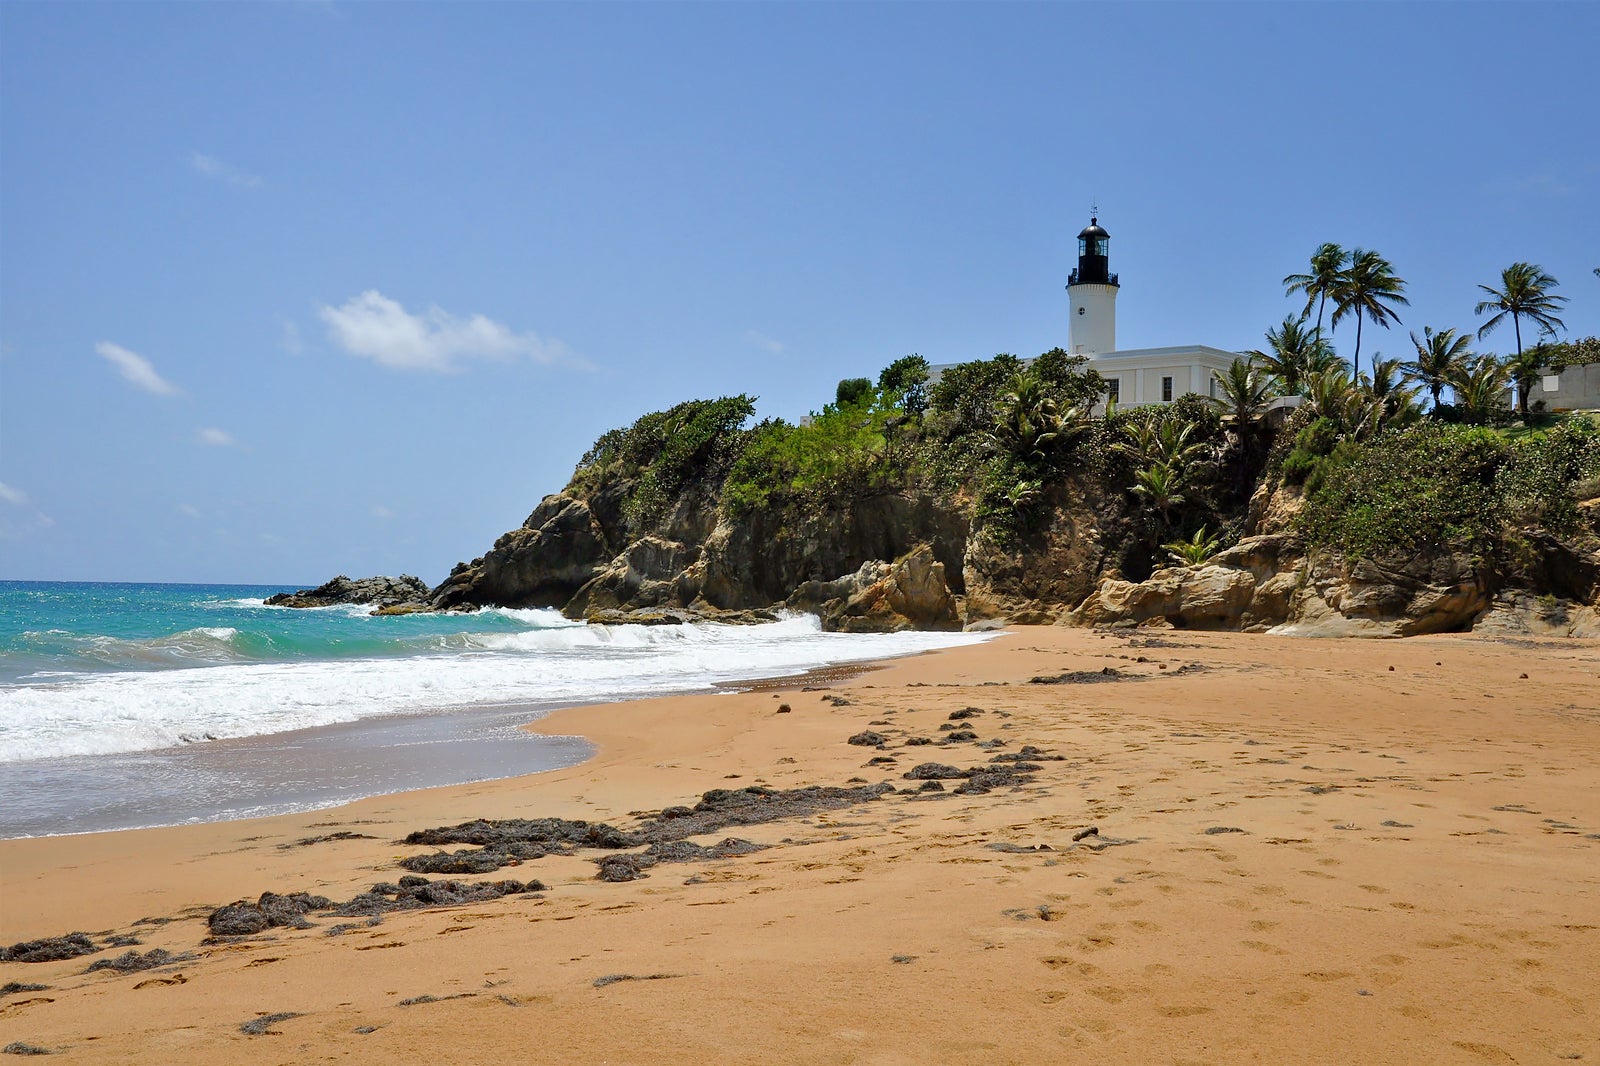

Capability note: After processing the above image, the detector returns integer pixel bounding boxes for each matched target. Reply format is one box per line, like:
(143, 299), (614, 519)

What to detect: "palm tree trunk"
(1513, 314), (1523, 359)
(1354, 315), (1364, 378)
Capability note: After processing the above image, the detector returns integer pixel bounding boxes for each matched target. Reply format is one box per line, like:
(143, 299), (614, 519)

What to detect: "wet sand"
(1, 627), (1596, 1064)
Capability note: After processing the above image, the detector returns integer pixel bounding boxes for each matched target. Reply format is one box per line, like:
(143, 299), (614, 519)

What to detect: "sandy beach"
(2, 626), (1597, 1064)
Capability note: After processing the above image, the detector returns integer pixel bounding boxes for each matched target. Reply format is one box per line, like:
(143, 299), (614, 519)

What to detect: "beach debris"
(84, 948), (195, 975)
(1, 1043), (55, 1056)
(278, 831), (377, 849)
(1204, 826), (1247, 835)
(354, 1026), (380, 1034)
(593, 973), (680, 988)
(595, 837), (767, 882)
(948, 707), (985, 720)
(905, 736), (934, 746)
(325, 919), (384, 937)
(865, 756), (897, 767)
(398, 993), (477, 1007)
(103, 934), (141, 948)
(987, 842), (1055, 854)
(405, 816), (632, 851)
(239, 1012), (302, 1036)
(0, 934), (100, 965)
(890, 954), (917, 964)
(826, 695), (853, 706)
(1071, 826), (1100, 842)
(401, 844), (550, 874)
(0, 984), (50, 998)
(903, 762), (968, 780)
(209, 892), (333, 936)
(1030, 667), (1127, 684)
(847, 730), (888, 747)
(940, 729), (978, 743)
(332, 877), (543, 917)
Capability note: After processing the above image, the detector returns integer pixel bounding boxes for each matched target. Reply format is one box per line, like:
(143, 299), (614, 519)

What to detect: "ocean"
(0, 581), (986, 838)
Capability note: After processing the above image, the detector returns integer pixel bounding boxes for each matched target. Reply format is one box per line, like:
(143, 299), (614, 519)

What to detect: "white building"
(1064, 216), (1240, 412)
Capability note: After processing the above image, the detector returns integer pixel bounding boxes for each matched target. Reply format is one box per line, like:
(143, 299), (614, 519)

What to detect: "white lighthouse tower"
(1066, 216), (1118, 356)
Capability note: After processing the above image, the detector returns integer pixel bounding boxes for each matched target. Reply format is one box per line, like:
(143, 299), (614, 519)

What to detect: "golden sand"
(2, 627), (1596, 1064)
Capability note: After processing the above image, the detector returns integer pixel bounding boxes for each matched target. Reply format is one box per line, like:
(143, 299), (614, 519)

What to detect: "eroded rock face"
(811, 544), (961, 633)
(963, 477), (1122, 625)
(431, 494), (616, 610)
(1271, 550), (1492, 638)
(1471, 592), (1600, 638)
(264, 575), (430, 610)
(1071, 535), (1303, 631)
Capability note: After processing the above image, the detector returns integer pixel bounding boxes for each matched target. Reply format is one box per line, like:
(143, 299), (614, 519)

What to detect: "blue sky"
(2, 1), (1596, 584)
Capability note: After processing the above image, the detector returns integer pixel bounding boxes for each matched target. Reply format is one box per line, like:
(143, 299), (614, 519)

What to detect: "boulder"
(1271, 550), (1491, 638)
(431, 494), (615, 610)
(1071, 535), (1303, 631)
(816, 544), (960, 633)
(265, 574), (430, 610)
(1471, 592), (1600, 638)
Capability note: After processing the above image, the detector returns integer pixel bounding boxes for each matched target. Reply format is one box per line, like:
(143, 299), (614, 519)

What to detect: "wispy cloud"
(371, 504), (394, 519)
(190, 151), (262, 189)
(179, 503), (202, 518)
(197, 427), (239, 448)
(319, 290), (574, 373)
(95, 342), (182, 396)
(281, 319), (303, 356)
(0, 481), (54, 538)
(746, 330), (785, 355)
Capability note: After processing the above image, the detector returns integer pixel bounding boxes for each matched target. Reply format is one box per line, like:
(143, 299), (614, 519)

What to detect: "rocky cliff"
(278, 356), (1600, 637)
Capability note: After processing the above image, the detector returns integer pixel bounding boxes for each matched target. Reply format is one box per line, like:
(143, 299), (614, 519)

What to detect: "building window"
(1106, 378), (1120, 404)
(1161, 376), (1174, 402)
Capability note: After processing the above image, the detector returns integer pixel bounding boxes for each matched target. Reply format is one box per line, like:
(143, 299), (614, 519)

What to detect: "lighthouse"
(1067, 216), (1118, 356)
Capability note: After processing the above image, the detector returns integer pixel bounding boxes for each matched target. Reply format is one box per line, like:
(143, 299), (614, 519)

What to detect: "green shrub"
(1495, 418), (1600, 535)
(1299, 423), (1510, 558)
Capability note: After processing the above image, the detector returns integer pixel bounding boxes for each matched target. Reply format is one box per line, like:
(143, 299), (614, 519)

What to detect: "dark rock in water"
(0, 933), (99, 964)
(264, 574), (430, 611)
(847, 731), (887, 747)
(84, 948), (194, 974)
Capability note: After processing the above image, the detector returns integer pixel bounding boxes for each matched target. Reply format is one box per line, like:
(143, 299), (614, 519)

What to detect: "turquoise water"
(0, 581), (988, 835)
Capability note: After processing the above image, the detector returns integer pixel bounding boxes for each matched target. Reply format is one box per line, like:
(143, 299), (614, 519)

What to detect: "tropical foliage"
(1475, 262), (1567, 359)
(1402, 326), (1472, 409)
(1330, 248), (1409, 376)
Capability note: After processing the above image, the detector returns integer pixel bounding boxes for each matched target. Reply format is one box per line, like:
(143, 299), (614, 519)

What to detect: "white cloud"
(179, 503), (202, 518)
(95, 342), (182, 396)
(197, 427), (238, 447)
(746, 330), (785, 355)
(190, 151), (262, 189)
(319, 290), (571, 373)
(0, 481), (53, 538)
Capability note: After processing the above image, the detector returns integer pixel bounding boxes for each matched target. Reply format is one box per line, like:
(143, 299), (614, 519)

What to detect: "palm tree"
(1164, 525), (1222, 567)
(1283, 243), (1349, 341)
(1210, 358), (1275, 434)
(1503, 347), (1546, 425)
(1402, 327), (1472, 410)
(1331, 249), (1408, 378)
(1361, 356), (1423, 430)
(987, 370), (1088, 466)
(1247, 316), (1339, 396)
(1475, 263), (1567, 360)
(1132, 461), (1187, 535)
(1447, 354), (1512, 424)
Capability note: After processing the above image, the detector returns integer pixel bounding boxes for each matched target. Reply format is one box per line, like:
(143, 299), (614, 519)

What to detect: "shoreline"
(2, 627), (1597, 1063)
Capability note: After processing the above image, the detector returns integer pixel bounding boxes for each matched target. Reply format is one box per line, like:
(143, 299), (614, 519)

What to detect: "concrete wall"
(1068, 283), (1117, 355)
(1534, 363), (1600, 412)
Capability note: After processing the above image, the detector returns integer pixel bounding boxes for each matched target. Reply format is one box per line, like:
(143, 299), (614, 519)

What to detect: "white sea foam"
(0, 616), (987, 763)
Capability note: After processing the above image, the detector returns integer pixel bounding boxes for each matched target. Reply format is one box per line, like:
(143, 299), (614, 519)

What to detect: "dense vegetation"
(560, 245), (1597, 583)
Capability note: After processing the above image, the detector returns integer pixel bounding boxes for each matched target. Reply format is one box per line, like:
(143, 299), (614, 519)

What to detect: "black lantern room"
(1068, 217), (1118, 287)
